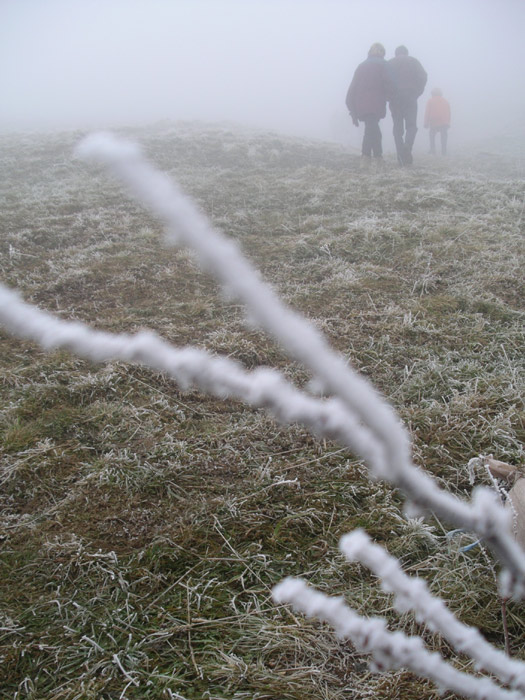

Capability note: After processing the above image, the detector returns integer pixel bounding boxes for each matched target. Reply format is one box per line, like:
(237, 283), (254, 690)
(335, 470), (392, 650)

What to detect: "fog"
(1, 0), (524, 150)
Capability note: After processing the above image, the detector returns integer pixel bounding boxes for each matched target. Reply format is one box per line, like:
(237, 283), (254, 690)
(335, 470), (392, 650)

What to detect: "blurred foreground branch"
(1, 132), (524, 698)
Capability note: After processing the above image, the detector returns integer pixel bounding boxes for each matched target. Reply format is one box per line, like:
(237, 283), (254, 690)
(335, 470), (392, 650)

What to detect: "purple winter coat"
(346, 56), (388, 120)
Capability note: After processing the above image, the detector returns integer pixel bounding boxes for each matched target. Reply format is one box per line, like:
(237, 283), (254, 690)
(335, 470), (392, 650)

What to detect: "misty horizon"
(1, 0), (524, 152)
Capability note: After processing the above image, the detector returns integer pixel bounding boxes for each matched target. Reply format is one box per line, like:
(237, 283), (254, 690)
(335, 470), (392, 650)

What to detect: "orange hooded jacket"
(424, 95), (451, 129)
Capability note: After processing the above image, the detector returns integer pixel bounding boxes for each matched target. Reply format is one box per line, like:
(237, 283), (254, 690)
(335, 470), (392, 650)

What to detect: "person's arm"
(345, 69), (360, 125)
(415, 60), (428, 97)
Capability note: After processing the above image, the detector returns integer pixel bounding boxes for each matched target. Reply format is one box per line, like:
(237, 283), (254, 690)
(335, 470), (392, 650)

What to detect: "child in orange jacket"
(424, 88), (451, 155)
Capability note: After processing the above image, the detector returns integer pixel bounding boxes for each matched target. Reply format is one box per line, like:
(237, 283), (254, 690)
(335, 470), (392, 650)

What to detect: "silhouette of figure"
(346, 43), (389, 164)
(388, 45), (427, 166)
(424, 88), (451, 155)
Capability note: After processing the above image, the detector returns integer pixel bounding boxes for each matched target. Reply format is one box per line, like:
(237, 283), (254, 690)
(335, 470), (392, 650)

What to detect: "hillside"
(1, 122), (524, 699)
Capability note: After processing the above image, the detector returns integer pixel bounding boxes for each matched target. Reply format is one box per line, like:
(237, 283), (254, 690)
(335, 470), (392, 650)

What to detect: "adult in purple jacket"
(346, 43), (389, 161)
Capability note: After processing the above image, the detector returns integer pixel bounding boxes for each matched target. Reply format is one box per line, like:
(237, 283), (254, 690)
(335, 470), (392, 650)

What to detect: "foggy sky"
(1, 0), (524, 149)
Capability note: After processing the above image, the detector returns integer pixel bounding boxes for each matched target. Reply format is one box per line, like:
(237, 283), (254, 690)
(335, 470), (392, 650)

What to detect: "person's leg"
(370, 118), (382, 158)
(440, 126), (448, 155)
(362, 117), (373, 157)
(390, 100), (405, 164)
(403, 97), (418, 163)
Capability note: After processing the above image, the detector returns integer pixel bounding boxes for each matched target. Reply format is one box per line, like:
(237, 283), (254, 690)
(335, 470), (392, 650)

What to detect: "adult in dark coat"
(346, 43), (389, 161)
(388, 45), (427, 165)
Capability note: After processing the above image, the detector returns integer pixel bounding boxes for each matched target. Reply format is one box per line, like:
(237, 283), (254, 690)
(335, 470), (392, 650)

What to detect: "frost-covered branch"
(340, 530), (525, 692)
(75, 133), (408, 476)
(0, 132), (523, 596)
(0, 284), (382, 465)
(272, 577), (525, 700)
(74, 132), (525, 597)
(3, 130), (524, 698)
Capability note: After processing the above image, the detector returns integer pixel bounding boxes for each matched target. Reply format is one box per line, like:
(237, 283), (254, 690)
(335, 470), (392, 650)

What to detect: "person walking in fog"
(424, 88), (451, 155)
(346, 43), (389, 165)
(388, 45), (427, 166)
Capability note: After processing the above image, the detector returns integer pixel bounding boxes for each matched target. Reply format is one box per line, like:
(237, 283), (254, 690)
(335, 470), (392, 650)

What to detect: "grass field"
(1, 122), (524, 699)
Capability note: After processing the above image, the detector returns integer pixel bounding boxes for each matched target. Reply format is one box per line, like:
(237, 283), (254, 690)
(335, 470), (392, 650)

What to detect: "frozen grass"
(0, 122), (524, 699)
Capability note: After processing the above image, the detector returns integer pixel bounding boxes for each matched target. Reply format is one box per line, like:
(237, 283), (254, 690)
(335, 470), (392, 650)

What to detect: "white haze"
(1, 0), (524, 151)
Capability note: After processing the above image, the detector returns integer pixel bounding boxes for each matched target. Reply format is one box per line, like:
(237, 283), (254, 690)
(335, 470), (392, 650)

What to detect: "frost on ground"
(0, 122), (524, 699)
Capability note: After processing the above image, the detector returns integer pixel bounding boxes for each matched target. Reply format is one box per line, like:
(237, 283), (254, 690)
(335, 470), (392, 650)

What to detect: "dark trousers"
(361, 116), (382, 157)
(429, 126), (448, 155)
(390, 95), (418, 163)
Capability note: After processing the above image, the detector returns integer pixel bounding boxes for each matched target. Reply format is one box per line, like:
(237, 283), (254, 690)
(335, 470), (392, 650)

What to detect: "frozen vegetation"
(0, 122), (524, 699)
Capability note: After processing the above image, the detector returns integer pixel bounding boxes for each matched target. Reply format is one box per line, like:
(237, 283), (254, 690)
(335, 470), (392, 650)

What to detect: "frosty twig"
(340, 530), (525, 692)
(73, 132), (525, 597)
(2, 130), (525, 699)
(272, 577), (524, 700)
